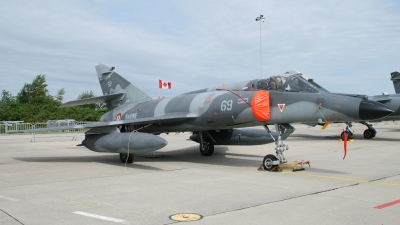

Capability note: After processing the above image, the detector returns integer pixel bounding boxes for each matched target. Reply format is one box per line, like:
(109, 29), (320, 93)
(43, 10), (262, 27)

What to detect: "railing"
(0, 122), (94, 142)
(0, 122), (93, 134)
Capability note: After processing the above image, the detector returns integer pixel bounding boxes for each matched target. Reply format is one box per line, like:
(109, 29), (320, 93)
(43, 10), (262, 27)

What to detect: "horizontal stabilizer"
(61, 93), (124, 107)
(9, 112), (198, 133)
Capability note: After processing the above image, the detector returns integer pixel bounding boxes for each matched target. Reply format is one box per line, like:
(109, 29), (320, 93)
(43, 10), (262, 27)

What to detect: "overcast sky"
(1, 0), (399, 102)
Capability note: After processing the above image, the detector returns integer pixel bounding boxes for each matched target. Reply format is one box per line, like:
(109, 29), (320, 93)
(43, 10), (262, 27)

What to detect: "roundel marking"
(116, 113), (122, 121)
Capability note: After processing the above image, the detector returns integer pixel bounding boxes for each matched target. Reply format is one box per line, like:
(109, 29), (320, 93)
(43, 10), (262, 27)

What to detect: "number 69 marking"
(221, 100), (233, 111)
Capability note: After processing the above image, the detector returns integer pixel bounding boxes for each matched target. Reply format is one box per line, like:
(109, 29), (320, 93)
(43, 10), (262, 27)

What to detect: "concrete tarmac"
(0, 123), (399, 224)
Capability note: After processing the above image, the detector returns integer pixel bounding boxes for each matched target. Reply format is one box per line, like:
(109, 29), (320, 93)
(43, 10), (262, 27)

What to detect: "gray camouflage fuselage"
(99, 89), (370, 133)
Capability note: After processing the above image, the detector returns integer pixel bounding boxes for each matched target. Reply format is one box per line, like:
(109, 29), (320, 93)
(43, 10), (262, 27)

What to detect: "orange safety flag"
(343, 130), (347, 160)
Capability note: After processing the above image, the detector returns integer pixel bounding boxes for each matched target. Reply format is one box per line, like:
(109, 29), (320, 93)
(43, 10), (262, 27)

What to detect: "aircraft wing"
(9, 112), (198, 133)
(60, 93), (125, 107)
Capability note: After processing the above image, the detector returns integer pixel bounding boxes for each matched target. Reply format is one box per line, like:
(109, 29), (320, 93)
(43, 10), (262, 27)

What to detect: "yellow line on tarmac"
(281, 172), (400, 187)
(214, 164), (400, 187)
(217, 164), (257, 171)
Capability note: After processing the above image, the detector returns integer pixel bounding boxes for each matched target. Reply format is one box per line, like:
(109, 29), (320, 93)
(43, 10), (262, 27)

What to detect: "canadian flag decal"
(278, 104), (285, 112)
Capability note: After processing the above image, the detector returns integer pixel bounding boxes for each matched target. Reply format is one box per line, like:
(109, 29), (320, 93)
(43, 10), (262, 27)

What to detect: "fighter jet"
(289, 70), (400, 139)
(11, 65), (393, 171)
(208, 70), (400, 140)
(360, 71), (400, 138)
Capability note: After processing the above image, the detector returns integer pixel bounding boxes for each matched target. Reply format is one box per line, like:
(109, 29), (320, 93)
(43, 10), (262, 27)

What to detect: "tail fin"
(95, 64), (152, 109)
(390, 71), (400, 94)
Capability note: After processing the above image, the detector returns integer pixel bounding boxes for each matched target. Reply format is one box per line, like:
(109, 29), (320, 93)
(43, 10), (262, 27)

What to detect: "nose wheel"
(341, 130), (352, 140)
(343, 122), (354, 139)
(262, 154), (278, 171)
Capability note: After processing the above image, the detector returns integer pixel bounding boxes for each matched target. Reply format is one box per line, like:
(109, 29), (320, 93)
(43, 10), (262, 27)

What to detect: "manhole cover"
(169, 213), (203, 222)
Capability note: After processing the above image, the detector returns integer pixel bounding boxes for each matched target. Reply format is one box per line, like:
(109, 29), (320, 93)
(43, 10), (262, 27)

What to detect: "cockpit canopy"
(248, 71), (329, 93)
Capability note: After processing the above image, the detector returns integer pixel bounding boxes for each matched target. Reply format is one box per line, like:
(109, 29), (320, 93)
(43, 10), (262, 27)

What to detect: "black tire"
(363, 129), (375, 139)
(120, 153), (134, 163)
(341, 131), (351, 140)
(263, 154), (278, 171)
(199, 142), (214, 156)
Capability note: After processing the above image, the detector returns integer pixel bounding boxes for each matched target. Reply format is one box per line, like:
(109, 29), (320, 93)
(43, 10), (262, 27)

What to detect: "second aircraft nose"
(359, 100), (394, 120)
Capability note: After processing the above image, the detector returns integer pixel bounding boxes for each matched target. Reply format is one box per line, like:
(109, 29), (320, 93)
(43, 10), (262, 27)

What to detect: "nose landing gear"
(262, 124), (295, 171)
(341, 122), (354, 140)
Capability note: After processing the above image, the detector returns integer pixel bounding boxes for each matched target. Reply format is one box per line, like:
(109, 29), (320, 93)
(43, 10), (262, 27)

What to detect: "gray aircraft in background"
(206, 70), (400, 139)
(359, 71), (400, 138)
(390, 71), (400, 94)
(12, 65), (393, 170)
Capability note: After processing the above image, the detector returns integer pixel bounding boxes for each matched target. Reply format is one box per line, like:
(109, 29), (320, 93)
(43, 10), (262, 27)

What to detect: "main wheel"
(120, 153), (134, 163)
(199, 142), (214, 156)
(263, 154), (278, 171)
(363, 129), (375, 139)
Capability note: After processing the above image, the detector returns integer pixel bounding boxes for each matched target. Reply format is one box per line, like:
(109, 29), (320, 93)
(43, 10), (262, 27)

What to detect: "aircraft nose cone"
(359, 100), (393, 120)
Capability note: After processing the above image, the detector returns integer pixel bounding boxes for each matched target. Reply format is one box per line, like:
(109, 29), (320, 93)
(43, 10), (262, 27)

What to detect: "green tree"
(17, 74), (52, 105)
(55, 88), (65, 102)
(1, 75), (107, 123)
(0, 90), (17, 121)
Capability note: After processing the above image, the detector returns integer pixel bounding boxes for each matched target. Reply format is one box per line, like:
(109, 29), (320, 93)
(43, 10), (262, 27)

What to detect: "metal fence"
(0, 121), (94, 142)
(0, 122), (92, 134)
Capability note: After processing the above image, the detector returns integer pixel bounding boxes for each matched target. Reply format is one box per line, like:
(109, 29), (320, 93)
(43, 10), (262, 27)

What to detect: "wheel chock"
(259, 160), (310, 172)
(340, 139), (354, 142)
(257, 165), (265, 171)
(361, 137), (377, 140)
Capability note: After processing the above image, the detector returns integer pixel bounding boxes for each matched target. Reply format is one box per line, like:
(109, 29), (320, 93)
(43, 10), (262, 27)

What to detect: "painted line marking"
(214, 164), (400, 188)
(0, 195), (20, 202)
(282, 172), (400, 187)
(73, 211), (128, 224)
(374, 199), (400, 209)
(217, 164), (257, 171)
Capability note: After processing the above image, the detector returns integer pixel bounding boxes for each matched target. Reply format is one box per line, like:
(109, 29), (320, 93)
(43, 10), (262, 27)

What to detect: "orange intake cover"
(251, 90), (270, 122)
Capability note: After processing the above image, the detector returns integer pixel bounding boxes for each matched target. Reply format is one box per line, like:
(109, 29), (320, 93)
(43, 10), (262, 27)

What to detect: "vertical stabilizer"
(95, 64), (152, 109)
(390, 71), (400, 94)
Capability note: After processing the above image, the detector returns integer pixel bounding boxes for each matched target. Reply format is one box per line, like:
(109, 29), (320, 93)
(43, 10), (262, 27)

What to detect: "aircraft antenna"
(216, 88), (252, 107)
(255, 15), (265, 77)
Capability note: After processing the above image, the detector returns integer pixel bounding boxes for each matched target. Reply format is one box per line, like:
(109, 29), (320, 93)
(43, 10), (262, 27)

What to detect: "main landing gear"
(120, 153), (134, 163)
(262, 124), (295, 171)
(198, 131), (215, 156)
(360, 122), (377, 139)
(341, 122), (354, 140)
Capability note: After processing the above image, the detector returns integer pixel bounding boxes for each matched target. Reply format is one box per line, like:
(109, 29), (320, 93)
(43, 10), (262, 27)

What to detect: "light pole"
(255, 15), (265, 77)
